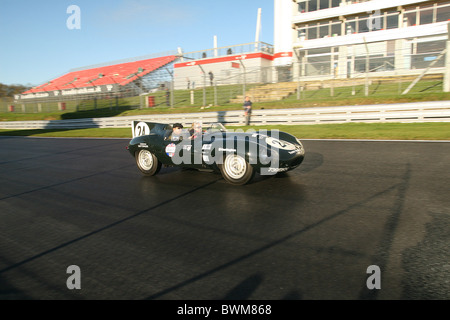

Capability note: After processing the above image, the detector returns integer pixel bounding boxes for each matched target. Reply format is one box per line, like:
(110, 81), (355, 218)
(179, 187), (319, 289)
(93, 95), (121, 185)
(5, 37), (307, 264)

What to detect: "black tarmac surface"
(0, 136), (448, 300)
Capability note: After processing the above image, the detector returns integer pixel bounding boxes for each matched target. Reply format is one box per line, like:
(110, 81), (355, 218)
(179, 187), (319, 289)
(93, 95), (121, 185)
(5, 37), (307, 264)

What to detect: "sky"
(0, 0), (275, 86)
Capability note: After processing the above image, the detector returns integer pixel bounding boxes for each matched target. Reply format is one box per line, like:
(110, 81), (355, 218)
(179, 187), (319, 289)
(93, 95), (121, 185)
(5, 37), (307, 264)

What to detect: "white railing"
(1, 101), (449, 130)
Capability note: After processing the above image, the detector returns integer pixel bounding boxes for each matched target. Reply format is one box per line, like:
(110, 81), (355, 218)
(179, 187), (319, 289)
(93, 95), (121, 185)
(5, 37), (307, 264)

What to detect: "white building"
(277, 0), (450, 81)
(174, 0), (449, 88)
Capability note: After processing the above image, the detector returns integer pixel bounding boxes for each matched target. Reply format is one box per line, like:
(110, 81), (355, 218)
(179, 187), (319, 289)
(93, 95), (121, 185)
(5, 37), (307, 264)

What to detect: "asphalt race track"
(0, 136), (448, 300)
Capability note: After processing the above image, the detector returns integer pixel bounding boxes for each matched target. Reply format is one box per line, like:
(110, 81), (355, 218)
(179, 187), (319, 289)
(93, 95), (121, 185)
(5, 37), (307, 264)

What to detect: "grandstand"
(16, 55), (178, 103)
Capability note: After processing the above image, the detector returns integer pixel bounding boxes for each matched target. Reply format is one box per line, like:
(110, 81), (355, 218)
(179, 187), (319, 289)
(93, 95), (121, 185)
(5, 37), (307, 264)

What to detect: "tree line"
(0, 83), (31, 98)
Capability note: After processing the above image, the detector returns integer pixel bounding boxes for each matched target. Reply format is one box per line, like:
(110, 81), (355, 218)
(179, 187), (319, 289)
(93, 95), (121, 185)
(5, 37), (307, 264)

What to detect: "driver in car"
(164, 123), (186, 141)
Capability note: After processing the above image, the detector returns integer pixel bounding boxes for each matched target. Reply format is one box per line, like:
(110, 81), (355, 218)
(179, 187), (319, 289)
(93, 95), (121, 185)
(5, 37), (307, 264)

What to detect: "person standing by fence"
(243, 96), (252, 126)
(209, 71), (214, 86)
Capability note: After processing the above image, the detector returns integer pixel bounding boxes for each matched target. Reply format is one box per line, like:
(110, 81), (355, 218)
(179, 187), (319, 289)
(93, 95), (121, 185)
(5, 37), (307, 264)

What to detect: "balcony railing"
(179, 42), (274, 61)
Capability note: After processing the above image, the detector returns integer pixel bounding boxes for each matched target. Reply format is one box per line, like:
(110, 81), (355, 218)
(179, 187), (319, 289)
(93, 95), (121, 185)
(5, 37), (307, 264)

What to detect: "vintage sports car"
(126, 121), (305, 185)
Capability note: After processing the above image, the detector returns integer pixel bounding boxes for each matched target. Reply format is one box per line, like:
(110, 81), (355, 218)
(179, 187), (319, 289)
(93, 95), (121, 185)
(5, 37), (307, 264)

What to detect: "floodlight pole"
(255, 8), (262, 52)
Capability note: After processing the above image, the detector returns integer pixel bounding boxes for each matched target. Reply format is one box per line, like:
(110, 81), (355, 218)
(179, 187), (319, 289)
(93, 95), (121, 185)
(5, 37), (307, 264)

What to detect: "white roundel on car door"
(165, 143), (176, 157)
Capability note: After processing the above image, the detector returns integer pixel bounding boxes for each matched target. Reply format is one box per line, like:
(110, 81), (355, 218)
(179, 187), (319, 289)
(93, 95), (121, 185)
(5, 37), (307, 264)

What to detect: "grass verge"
(0, 122), (449, 140)
(2, 80), (450, 122)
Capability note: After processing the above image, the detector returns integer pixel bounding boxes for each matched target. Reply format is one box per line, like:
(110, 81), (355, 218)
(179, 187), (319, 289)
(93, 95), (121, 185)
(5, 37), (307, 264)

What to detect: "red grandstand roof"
(23, 55), (177, 94)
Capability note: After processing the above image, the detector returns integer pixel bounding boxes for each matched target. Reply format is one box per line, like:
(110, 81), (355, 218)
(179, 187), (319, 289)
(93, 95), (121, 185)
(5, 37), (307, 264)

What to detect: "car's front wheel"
(219, 154), (254, 185)
(135, 150), (161, 176)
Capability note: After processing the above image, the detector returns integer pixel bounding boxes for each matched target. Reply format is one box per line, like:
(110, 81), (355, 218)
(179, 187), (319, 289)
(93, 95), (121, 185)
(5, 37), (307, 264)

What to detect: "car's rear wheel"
(219, 154), (254, 185)
(135, 150), (161, 176)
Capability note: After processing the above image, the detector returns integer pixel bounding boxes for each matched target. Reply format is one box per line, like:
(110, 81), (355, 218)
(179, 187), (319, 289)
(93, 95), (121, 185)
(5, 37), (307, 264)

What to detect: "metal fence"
(1, 101), (449, 130)
(1, 39), (449, 114)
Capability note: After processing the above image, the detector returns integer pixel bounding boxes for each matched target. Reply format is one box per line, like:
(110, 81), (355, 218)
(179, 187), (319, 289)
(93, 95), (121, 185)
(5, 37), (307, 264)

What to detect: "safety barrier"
(1, 101), (449, 130)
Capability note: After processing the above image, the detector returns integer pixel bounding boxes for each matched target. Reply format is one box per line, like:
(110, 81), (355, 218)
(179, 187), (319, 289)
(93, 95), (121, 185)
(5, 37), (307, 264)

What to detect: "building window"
(319, 21), (330, 38)
(298, 0), (342, 14)
(341, 10), (401, 34)
(308, 24), (318, 39)
(404, 8), (418, 26)
(332, 0), (341, 8)
(358, 55), (395, 72)
(298, 18), (342, 40)
(345, 19), (357, 34)
(436, 3), (450, 22)
(298, 1), (307, 13)
(296, 3), (449, 40)
(358, 14), (370, 33)
(320, 0), (330, 10)
(349, 41), (395, 73)
(386, 11), (399, 29)
(305, 48), (333, 76)
(419, 4), (434, 25)
(331, 20), (341, 36)
(412, 40), (446, 69)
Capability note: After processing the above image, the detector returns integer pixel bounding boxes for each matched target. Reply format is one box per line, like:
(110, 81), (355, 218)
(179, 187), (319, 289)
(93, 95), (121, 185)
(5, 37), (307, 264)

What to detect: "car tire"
(135, 150), (161, 176)
(219, 154), (254, 185)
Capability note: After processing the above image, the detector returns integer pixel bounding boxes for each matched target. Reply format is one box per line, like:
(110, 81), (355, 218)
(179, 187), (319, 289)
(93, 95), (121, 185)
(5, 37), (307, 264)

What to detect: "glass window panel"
(386, 13), (398, 29)
(309, 0), (318, 12)
(354, 56), (367, 73)
(412, 54), (445, 69)
(367, 12), (383, 31)
(319, 22), (329, 37)
(420, 9), (434, 24)
(308, 25), (318, 39)
(419, 2), (434, 10)
(358, 16), (370, 33)
(436, 5), (450, 22)
(298, 2), (306, 13)
(411, 41), (445, 69)
(320, 0), (329, 10)
(345, 20), (356, 34)
(306, 55), (331, 76)
(332, 0), (341, 8)
(308, 48), (331, 55)
(298, 29), (307, 38)
(331, 22), (341, 36)
(417, 40), (445, 54)
(404, 10), (417, 26)
(353, 55), (393, 73)
(370, 57), (395, 71)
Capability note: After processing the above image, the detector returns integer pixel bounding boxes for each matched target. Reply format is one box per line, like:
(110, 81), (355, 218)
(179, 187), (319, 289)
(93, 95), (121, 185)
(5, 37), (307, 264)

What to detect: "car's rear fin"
(132, 121), (167, 138)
